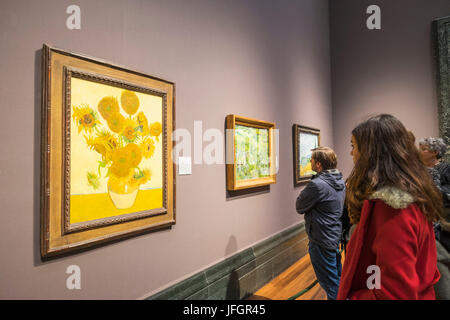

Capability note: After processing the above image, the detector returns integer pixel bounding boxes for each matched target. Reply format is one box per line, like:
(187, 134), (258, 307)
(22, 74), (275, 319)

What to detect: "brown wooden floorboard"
(247, 249), (345, 300)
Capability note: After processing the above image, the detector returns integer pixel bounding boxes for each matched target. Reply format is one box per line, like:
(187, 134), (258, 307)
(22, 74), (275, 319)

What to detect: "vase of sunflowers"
(72, 89), (162, 210)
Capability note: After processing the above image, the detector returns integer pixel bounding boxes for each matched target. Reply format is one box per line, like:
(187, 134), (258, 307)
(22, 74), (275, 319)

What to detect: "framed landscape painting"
(226, 115), (276, 190)
(41, 44), (175, 257)
(293, 125), (320, 186)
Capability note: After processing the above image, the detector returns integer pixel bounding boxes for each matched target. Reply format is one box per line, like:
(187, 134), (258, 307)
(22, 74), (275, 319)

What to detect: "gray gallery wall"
(0, 0), (332, 298)
(330, 0), (450, 177)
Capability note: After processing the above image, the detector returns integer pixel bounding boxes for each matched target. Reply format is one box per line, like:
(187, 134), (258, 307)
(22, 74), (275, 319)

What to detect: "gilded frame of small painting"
(226, 115), (277, 190)
(41, 44), (175, 258)
(293, 124), (320, 186)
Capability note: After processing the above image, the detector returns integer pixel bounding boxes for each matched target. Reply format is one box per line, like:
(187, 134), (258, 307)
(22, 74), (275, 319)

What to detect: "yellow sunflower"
(72, 105), (100, 134)
(110, 147), (132, 178)
(122, 118), (139, 142)
(141, 169), (152, 184)
(87, 172), (101, 190)
(130, 168), (152, 188)
(136, 112), (150, 136)
(99, 131), (119, 151)
(85, 131), (118, 162)
(98, 96), (119, 120)
(109, 143), (142, 178)
(140, 137), (155, 158)
(128, 177), (140, 191)
(85, 135), (109, 160)
(107, 112), (126, 133)
(125, 143), (142, 167)
(150, 122), (162, 141)
(121, 90), (140, 115)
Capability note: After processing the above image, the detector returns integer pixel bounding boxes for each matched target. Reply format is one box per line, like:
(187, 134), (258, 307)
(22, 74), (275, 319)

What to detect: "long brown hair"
(346, 114), (443, 224)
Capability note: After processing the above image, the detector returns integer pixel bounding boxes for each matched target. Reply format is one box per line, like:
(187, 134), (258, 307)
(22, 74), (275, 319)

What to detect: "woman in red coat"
(337, 114), (444, 300)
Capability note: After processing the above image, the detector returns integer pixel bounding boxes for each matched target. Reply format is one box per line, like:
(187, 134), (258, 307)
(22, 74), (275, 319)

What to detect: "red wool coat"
(338, 189), (440, 300)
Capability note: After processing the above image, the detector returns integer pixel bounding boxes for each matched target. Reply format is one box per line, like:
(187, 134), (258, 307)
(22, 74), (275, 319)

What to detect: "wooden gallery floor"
(248, 250), (345, 300)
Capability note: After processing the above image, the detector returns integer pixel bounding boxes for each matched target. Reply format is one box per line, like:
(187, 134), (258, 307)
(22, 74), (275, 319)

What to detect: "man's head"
(311, 147), (337, 173)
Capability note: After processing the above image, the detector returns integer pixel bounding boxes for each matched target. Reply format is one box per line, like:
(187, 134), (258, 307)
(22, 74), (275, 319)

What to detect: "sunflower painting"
(69, 77), (163, 225)
(41, 45), (175, 257)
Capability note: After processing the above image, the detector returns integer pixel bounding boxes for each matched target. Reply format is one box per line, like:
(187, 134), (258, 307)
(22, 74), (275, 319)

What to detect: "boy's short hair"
(311, 147), (337, 170)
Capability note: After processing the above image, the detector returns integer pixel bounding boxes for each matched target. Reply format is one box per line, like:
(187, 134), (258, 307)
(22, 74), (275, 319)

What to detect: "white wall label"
(178, 157), (192, 175)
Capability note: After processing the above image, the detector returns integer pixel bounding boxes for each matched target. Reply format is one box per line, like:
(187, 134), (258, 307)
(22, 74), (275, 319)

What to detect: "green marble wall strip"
(147, 222), (307, 300)
(434, 16), (450, 162)
(149, 272), (208, 300)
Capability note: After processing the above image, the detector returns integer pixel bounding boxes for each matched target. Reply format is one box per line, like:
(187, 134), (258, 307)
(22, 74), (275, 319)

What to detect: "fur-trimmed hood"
(348, 187), (416, 238)
(369, 186), (415, 209)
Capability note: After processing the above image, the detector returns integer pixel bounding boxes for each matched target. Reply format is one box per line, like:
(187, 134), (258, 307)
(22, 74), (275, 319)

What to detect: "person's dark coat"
(296, 169), (345, 250)
(431, 162), (450, 211)
(435, 240), (450, 300)
(431, 161), (450, 299)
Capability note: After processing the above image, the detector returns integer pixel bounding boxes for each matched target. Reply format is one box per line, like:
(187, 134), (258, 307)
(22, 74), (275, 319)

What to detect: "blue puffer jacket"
(296, 169), (345, 250)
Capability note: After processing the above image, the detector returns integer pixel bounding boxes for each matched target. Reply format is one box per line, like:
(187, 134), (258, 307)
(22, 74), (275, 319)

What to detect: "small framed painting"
(226, 115), (277, 190)
(40, 44), (175, 258)
(293, 124), (320, 186)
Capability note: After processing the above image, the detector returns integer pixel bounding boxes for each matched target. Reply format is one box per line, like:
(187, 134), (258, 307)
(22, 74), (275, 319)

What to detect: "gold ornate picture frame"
(41, 44), (175, 258)
(226, 115), (276, 190)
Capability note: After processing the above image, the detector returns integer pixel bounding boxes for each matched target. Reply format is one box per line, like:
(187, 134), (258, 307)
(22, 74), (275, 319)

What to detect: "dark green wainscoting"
(147, 222), (308, 300)
(434, 16), (450, 162)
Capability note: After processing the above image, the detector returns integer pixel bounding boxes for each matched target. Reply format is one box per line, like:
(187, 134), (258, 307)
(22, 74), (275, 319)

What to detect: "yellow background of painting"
(70, 77), (163, 224)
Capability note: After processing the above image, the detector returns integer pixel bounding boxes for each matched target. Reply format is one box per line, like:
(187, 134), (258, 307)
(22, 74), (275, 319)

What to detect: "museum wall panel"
(330, 0), (450, 178)
(0, 0), (332, 298)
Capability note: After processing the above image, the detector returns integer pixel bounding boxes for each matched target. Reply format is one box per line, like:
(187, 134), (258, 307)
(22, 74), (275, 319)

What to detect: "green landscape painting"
(235, 125), (270, 181)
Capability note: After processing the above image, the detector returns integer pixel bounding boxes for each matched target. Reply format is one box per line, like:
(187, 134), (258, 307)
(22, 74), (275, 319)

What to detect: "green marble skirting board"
(434, 16), (450, 162)
(147, 222), (308, 300)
